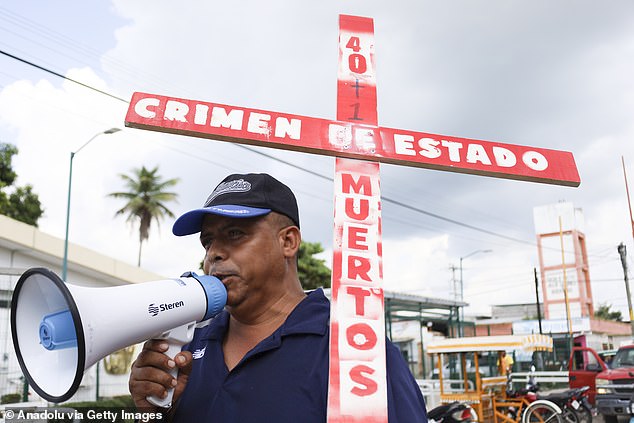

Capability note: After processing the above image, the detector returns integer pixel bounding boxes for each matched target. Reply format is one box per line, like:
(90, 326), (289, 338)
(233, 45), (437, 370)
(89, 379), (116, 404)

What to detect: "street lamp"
(458, 249), (492, 335)
(62, 128), (121, 280)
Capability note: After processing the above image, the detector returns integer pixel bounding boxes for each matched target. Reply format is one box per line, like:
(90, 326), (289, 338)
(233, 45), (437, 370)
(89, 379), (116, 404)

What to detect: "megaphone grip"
(146, 342), (182, 408)
(146, 323), (196, 408)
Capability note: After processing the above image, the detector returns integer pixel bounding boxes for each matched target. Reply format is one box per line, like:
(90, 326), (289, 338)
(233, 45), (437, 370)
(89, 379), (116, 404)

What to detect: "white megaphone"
(11, 267), (226, 407)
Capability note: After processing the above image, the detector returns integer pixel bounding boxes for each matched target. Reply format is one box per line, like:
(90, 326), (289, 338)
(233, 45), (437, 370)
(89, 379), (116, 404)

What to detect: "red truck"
(569, 343), (634, 423)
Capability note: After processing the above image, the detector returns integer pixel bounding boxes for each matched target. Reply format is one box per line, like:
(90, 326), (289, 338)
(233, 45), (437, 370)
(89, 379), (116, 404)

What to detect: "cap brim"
(172, 205), (272, 236)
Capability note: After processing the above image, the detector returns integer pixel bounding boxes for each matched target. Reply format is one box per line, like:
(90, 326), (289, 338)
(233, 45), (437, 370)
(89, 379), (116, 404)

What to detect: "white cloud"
(1, 0), (634, 318)
(383, 234), (451, 296)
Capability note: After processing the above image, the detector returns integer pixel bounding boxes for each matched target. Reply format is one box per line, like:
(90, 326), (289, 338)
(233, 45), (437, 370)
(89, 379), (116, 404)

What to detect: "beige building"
(0, 214), (164, 404)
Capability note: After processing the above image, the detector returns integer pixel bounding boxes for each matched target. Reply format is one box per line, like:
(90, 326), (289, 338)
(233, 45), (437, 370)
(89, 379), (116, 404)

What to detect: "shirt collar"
(201, 288), (329, 341)
(280, 288), (329, 336)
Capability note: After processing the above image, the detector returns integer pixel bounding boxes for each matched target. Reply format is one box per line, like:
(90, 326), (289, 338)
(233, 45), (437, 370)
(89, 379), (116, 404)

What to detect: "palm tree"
(109, 165), (179, 267)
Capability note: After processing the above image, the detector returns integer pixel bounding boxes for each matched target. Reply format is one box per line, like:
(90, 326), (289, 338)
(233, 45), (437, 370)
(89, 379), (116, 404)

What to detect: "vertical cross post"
(327, 15), (388, 422)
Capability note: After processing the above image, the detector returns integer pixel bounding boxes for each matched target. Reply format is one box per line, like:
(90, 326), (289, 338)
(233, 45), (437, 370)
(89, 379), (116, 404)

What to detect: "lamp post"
(458, 249), (492, 335)
(62, 128), (121, 280)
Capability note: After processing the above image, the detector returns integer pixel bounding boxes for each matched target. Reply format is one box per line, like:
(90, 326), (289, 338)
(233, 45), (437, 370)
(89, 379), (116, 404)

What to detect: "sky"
(1, 0), (633, 318)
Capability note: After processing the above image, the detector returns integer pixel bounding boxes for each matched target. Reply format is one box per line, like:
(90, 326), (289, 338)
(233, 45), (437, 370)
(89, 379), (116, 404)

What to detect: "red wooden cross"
(125, 14), (579, 423)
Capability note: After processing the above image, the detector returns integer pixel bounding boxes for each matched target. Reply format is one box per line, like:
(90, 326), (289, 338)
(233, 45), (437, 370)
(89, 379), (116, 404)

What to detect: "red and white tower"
(533, 202), (593, 320)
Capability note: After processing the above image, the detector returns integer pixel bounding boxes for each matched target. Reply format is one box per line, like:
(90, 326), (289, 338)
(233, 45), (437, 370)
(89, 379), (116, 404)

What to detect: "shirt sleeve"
(385, 341), (428, 422)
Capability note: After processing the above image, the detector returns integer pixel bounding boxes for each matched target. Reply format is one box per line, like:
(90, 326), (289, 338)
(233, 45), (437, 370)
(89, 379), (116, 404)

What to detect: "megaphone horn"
(11, 267), (226, 405)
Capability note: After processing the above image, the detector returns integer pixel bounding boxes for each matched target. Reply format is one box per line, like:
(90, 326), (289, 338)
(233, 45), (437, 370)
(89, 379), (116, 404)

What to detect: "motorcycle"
(504, 365), (541, 421)
(427, 401), (478, 423)
(507, 365), (591, 423)
(536, 386), (593, 423)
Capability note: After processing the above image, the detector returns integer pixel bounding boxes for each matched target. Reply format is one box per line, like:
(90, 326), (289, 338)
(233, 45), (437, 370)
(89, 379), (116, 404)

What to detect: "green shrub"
(1, 393), (22, 404)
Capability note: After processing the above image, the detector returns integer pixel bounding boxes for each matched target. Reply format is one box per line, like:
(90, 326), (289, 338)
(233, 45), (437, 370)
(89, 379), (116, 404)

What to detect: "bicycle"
(496, 369), (562, 423)
(521, 399), (563, 423)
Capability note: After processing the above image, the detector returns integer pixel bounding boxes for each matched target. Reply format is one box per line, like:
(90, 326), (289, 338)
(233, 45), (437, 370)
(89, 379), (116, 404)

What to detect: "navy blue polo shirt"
(172, 289), (427, 422)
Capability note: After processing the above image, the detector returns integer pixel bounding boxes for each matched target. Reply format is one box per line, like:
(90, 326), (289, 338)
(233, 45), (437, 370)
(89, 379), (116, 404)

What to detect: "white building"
(0, 214), (164, 404)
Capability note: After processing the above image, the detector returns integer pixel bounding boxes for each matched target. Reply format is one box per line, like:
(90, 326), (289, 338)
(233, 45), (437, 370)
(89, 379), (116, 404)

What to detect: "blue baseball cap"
(172, 173), (300, 236)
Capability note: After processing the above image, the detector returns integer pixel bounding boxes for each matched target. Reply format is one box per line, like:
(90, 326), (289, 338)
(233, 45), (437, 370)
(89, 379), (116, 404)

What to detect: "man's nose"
(206, 243), (227, 263)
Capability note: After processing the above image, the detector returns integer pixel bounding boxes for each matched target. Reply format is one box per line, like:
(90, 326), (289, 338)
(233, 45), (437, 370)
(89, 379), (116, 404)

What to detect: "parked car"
(569, 342), (634, 423)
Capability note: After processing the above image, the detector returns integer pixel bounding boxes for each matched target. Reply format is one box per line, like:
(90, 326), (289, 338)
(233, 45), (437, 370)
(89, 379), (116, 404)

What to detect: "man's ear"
(279, 226), (301, 258)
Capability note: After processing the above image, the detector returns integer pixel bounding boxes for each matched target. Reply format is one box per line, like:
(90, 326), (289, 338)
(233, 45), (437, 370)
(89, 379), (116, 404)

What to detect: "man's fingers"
(129, 340), (182, 410)
(130, 378), (170, 404)
(132, 364), (177, 390)
(134, 341), (175, 373)
(173, 351), (192, 371)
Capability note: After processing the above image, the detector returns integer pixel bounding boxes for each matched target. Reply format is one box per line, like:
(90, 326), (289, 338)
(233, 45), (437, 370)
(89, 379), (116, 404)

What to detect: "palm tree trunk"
(138, 239), (143, 267)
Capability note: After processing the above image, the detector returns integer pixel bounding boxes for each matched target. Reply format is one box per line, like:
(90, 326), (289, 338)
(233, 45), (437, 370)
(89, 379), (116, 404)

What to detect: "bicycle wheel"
(522, 401), (562, 423)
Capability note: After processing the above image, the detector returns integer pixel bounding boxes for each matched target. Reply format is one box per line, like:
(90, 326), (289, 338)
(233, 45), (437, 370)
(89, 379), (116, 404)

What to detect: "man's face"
(199, 213), (287, 316)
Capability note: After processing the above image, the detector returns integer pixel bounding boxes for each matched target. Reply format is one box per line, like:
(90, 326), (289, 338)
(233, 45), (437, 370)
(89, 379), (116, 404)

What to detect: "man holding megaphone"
(128, 173), (428, 422)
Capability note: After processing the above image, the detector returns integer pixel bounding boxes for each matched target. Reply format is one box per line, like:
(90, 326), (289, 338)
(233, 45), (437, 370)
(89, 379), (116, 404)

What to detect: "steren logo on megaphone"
(147, 300), (185, 317)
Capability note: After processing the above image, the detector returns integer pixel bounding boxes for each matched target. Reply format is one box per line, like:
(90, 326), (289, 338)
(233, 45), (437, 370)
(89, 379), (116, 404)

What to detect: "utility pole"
(559, 217), (574, 356)
(617, 242), (634, 336)
(533, 267), (545, 370)
(449, 264), (461, 337)
(621, 157), (634, 336)
(449, 265), (459, 301)
(534, 267), (543, 335)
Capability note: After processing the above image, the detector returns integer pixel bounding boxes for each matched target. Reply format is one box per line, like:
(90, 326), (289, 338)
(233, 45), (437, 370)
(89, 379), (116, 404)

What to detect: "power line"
(0, 48), (128, 103)
(0, 47), (587, 253)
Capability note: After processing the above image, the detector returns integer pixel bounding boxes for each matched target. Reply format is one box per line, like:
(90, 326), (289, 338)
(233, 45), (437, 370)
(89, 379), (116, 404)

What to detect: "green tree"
(0, 143), (43, 226)
(0, 143), (18, 186)
(298, 241), (331, 290)
(594, 303), (623, 322)
(109, 165), (179, 267)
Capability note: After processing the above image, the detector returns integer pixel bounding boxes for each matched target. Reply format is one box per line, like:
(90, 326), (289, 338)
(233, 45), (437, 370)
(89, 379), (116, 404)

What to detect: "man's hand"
(129, 340), (193, 411)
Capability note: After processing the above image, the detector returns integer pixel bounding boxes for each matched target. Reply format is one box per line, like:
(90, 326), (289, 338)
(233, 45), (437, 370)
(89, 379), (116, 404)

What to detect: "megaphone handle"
(146, 322), (196, 408)
(146, 342), (182, 408)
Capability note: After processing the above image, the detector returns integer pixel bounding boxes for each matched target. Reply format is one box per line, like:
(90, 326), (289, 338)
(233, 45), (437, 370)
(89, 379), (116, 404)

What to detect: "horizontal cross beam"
(125, 92), (580, 187)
